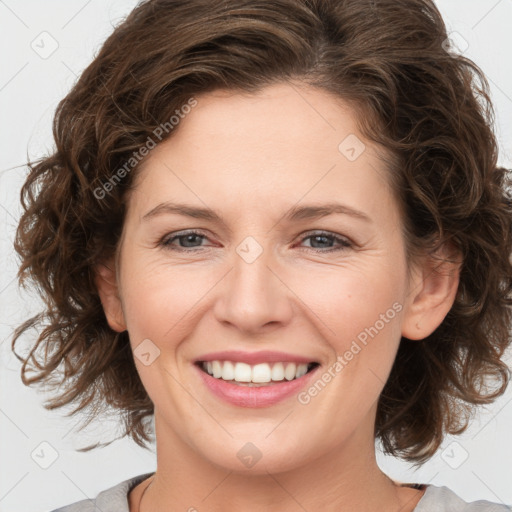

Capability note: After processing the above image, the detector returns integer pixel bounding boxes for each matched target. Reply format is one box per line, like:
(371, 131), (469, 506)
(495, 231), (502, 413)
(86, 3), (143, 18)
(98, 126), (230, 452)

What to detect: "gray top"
(50, 472), (512, 512)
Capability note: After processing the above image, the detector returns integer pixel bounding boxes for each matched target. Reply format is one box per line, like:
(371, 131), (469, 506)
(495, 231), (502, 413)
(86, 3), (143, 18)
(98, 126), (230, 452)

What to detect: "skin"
(95, 82), (460, 512)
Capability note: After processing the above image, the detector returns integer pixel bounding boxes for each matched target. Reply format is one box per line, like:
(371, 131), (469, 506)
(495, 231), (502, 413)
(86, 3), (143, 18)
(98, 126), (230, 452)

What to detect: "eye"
(160, 230), (210, 251)
(298, 231), (352, 253)
(159, 229), (353, 253)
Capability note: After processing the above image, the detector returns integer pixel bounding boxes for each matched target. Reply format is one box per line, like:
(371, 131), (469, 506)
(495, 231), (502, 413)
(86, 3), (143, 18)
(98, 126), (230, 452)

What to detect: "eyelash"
(160, 230), (352, 253)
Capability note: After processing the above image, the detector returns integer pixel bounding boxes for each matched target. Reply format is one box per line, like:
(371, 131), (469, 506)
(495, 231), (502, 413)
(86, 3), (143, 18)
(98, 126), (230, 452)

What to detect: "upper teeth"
(202, 361), (310, 383)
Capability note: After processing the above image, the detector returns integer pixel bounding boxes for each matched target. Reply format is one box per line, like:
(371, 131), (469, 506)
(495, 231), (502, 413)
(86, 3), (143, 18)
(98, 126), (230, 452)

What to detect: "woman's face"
(109, 82), (421, 473)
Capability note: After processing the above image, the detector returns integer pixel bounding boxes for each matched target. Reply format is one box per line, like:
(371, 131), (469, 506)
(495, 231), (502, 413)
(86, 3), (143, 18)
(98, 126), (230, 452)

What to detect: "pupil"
(312, 235), (330, 248)
(183, 234), (200, 247)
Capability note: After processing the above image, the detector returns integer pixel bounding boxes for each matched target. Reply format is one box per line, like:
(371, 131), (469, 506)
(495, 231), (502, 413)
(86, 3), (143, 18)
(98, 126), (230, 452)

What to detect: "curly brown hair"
(12, 0), (512, 463)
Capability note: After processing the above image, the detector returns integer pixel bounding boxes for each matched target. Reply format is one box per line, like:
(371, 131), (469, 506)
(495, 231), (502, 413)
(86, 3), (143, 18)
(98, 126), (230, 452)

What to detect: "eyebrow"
(141, 201), (372, 226)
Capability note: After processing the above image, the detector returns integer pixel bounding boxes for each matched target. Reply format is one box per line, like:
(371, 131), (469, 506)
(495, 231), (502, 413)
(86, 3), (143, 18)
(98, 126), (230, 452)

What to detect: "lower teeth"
(230, 381), (286, 387)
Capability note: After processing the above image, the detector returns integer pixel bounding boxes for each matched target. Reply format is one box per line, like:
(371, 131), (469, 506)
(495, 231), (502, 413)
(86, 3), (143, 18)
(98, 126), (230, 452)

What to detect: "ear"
(401, 242), (462, 340)
(94, 259), (127, 332)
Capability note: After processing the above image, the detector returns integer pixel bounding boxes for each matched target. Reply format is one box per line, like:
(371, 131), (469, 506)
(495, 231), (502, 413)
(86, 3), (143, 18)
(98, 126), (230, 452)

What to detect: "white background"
(1, 1), (511, 511)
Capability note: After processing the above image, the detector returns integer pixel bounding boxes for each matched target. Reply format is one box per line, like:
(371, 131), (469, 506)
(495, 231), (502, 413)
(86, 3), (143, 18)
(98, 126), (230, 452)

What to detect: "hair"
(12, 0), (512, 463)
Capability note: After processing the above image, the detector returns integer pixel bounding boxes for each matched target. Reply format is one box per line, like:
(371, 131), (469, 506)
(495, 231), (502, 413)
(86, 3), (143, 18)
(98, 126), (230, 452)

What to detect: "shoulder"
(415, 485), (511, 512)
(49, 472), (155, 512)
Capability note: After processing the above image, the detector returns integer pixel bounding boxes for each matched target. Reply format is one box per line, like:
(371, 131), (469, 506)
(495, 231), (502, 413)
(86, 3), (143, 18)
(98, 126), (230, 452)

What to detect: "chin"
(193, 435), (316, 476)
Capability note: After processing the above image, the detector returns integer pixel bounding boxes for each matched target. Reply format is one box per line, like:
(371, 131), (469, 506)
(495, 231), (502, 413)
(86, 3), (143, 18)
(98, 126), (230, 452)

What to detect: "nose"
(213, 241), (294, 334)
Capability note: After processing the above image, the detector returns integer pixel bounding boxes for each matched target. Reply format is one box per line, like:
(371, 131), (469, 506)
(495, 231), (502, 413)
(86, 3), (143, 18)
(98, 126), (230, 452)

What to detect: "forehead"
(128, 83), (398, 225)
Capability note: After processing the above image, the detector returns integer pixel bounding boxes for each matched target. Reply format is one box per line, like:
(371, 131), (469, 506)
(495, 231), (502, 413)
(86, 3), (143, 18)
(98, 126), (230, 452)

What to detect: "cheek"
(119, 257), (221, 344)
(286, 257), (406, 400)
(290, 263), (404, 345)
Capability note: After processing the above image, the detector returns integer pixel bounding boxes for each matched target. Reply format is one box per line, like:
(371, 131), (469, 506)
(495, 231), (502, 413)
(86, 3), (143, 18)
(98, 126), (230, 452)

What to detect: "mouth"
(195, 360), (320, 387)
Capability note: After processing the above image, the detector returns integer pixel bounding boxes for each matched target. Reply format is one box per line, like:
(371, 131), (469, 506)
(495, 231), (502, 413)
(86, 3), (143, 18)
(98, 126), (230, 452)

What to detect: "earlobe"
(401, 243), (462, 341)
(94, 260), (127, 332)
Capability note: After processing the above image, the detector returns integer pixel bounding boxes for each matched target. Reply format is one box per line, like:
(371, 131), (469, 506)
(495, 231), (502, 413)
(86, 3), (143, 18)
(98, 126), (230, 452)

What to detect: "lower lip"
(194, 364), (319, 408)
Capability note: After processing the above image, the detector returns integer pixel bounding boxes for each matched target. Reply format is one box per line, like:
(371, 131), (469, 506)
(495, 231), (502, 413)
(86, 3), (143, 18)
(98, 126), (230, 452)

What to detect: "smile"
(199, 360), (318, 386)
(194, 355), (321, 407)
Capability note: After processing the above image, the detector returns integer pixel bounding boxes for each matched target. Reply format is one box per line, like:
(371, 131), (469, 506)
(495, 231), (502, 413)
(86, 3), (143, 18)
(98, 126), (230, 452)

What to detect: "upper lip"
(195, 350), (318, 365)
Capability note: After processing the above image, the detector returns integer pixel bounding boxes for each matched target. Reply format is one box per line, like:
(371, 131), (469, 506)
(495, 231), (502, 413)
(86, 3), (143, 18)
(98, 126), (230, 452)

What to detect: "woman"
(12, 0), (512, 510)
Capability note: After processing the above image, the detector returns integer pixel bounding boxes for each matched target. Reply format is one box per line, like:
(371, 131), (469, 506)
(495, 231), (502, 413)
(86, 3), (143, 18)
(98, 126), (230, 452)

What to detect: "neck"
(138, 408), (418, 512)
